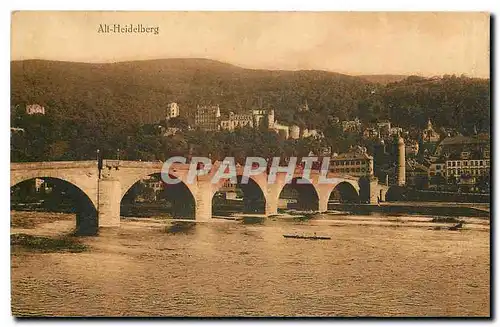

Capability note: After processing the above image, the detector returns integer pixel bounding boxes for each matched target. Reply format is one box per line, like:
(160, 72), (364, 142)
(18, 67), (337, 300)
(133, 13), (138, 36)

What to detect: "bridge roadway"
(10, 160), (388, 232)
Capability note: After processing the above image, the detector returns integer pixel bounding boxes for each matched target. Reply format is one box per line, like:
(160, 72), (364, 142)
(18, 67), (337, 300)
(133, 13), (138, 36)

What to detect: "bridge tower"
(397, 135), (406, 186)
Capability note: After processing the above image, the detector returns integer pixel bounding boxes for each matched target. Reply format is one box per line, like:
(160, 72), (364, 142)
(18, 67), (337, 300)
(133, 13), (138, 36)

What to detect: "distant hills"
(357, 74), (408, 85)
(11, 58), (489, 134)
(10, 58), (376, 126)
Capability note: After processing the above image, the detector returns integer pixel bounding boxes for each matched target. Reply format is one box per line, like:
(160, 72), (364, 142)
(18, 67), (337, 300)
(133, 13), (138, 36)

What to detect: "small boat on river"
(283, 234), (331, 240)
(448, 222), (464, 231)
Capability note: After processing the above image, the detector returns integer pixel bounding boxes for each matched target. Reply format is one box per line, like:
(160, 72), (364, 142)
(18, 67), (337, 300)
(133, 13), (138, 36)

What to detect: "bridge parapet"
(11, 160), (97, 170)
(102, 160), (193, 171)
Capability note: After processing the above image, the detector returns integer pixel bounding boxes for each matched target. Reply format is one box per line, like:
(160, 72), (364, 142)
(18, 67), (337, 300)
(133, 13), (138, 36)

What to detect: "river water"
(11, 212), (490, 317)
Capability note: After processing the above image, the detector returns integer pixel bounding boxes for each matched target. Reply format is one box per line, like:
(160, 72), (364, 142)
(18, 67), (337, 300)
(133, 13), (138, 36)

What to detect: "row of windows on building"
(331, 160), (369, 166)
(446, 160), (490, 168)
(330, 167), (368, 174)
(143, 181), (164, 191)
(446, 167), (489, 177)
(431, 166), (489, 177)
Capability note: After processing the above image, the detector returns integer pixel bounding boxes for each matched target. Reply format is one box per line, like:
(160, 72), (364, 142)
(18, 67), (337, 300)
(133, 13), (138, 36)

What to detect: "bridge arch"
(329, 181), (360, 203)
(117, 167), (196, 201)
(211, 175), (268, 215)
(120, 172), (197, 219)
(277, 177), (320, 211)
(11, 171), (98, 208)
(385, 185), (406, 201)
(11, 176), (98, 235)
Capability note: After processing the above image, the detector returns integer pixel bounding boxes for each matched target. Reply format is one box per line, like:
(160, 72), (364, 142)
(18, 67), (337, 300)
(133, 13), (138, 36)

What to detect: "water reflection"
(241, 216), (266, 225)
(11, 213), (490, 317)
(164, 221), (197, 234)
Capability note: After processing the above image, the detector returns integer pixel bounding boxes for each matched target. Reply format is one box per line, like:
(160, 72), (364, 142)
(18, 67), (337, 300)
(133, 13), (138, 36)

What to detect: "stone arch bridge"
(11, 160), (388, 229)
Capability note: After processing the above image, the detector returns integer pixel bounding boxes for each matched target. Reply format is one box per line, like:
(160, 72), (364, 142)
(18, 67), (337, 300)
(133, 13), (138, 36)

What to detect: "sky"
(11, 11), (490, 77)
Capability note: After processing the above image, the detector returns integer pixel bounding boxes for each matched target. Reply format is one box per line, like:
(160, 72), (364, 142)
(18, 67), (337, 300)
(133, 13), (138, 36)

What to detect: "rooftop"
(438, 135), (489, 146)
(332, 146), (373, 160)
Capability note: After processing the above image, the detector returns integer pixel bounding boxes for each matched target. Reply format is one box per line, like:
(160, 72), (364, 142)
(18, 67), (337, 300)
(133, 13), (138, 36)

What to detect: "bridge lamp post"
(97, 149), (101, 179)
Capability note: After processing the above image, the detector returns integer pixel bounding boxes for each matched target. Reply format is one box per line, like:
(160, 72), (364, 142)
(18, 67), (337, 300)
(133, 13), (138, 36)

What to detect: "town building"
(271, 122), (290, 139)
(439, 127), (461, 138)
(162, 127), (181, 137)
(329, 146), (374, 177)
(34, 178), (52, 193)
(422, 119), (440, 143)
(219, 112), (254, 131)
(34, 178), (44, 192)
(26, 104), (45, 115)
(217, 179), (238, 200)
(302, 129), (323, 139)
(341, 117), (362, 133)
(405, 140), (419, 157)
(445, 156), (490, 181)
(289, 125), (300, 139)
(10, 127), (25, 135)
(194, 105), (221, 131)
(166, 102), (180, 120)
(377, 121), (392, 137)
(267, 109), (275, 129)
(429, 161), (446, 178)
(363, 127), (380, 139)
(389, 126), (404, 136)
(137, 175), (165, 202)
(445, 152), (490, 193)
(405, 159), (429, 189)
(434, 135), (490, 159)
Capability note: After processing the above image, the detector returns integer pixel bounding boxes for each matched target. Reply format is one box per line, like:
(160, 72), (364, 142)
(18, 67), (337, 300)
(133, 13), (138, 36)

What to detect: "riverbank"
(328, 202), (490, 218)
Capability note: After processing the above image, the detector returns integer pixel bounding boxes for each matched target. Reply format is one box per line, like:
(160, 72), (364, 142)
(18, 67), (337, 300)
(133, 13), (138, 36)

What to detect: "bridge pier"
(265, 200), (278, 216)
(318, 194), (329, 213)
(98, 178), (121, 227)
(195, 185), (212, 221)
(369, 179), (387, 204)
(265, 184), (282, 216)
(379, 188), (387, 202)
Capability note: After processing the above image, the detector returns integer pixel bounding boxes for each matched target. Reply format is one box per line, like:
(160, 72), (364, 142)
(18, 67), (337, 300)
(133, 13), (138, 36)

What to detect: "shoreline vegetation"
(11, 233), (89, 253)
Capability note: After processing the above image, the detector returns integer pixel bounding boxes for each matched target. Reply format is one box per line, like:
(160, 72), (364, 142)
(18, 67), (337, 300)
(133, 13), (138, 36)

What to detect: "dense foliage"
(10, 59), (490, 162)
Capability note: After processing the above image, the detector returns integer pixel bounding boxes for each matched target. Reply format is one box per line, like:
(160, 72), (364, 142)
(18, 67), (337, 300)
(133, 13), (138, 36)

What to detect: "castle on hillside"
(193, 105), (321, 140)
(194, 105), (221, 131)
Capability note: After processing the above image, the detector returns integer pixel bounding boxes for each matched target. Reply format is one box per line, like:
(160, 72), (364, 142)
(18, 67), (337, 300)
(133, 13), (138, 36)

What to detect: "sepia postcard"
(10, 11), (490, 318)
